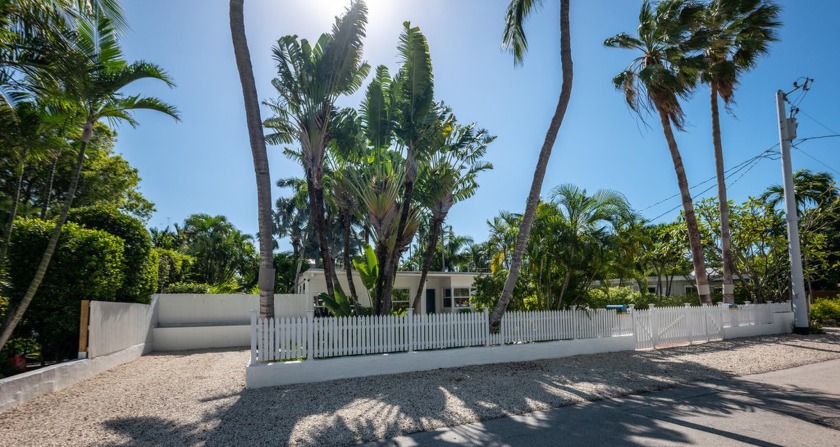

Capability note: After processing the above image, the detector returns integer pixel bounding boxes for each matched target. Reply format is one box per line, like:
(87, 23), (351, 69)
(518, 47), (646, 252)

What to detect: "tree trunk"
(341, 208), (361, 315)
(0, 130), (90, 351)
(381, 151), (418, 314)
(230, 0), (275, 319)
(40, 149), (62, 220)
(411, 214), (444, 312)
(0, 156), (25, 263)
(489, 0), (573, 331)
(656, 107), (712, 304)
(307, 174), (336, 300)
(710, 83), (735, 303)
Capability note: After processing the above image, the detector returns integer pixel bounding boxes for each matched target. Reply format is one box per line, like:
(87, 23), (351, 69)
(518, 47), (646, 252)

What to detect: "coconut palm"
(230, 0), (276, 318)
(410, 113), (493, 311)
(0, 15), (178, 350)
(274, 177), (310, 293)
(605, 0), (713, 304)
(264, 0), (369, 301)
(700, 0), (780, 303)
(489, 0), (573, 331)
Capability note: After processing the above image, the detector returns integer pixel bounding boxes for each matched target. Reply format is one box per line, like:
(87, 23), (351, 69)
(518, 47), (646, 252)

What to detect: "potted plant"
(1, 337), (37, 373)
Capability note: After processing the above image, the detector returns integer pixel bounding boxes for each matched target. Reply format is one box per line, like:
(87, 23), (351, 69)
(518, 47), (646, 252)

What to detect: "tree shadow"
(99, 330), (840, 446)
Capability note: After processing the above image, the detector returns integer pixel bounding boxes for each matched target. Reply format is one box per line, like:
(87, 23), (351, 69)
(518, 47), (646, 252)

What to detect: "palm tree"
(411, 113), (493, 311)
(489, 0), (573, 331)
(380, 21), (435, 313)
(0, 15), (179, 350)
(274, 177), (310, 292)
(605, 0), (712, 304)
(229, 0), (276, 318)
(264, 0), (369, 302)
(700, 0), (780, 303)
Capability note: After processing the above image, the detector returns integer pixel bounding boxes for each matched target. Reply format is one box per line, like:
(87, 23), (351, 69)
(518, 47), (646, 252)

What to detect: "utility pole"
(776, 88), (809, 334)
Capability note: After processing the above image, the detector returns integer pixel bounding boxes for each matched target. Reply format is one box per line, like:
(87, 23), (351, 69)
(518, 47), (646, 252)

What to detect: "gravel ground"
(1, 330), (839, 447)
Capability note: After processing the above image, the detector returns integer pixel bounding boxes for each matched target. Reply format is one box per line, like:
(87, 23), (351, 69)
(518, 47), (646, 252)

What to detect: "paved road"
(370, 359), (840, 446)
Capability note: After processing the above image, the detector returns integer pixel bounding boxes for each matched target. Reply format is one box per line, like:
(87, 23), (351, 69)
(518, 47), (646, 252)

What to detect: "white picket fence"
(251, 302), (791, 363)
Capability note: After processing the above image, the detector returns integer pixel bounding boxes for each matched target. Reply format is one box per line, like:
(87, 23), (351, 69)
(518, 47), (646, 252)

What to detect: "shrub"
(811, 298), (840, 326)
(163, 282), (211, 294)
(154, 248), (194, 293)
(586, 286), (703, 309)
(470, 271), (536, 311)
(8, 218), (124, 360)
(68, 206), (157, 303)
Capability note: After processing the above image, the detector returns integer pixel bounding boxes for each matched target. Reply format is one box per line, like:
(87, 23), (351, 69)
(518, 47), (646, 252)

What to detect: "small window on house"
(685, 285), (698, 295)
(453, 288), (472, 308)
(713, 287), (723, 295)
(444, 288), (452, 308)
(392, 288), (410, 313)
(648, 286), (657, 294)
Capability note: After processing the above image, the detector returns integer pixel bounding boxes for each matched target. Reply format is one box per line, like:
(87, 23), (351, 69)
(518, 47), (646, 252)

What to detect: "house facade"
(298, 269), (478, 314)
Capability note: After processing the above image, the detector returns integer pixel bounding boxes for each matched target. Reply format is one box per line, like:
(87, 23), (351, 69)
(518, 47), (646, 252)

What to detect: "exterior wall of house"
(300, 270), (478, 314)
(599, 276), (728, 297)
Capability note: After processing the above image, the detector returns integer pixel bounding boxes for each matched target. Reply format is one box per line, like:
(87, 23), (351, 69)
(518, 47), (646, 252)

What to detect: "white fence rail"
(251, 302), (791, 363)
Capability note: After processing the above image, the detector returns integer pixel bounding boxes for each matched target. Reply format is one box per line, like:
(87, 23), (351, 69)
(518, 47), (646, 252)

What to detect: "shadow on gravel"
(101, 331), (840, 446)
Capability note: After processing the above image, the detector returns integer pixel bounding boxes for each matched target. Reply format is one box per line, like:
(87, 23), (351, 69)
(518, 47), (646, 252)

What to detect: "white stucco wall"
(87, 300), (157, 358)
(155, 293), (309, 326)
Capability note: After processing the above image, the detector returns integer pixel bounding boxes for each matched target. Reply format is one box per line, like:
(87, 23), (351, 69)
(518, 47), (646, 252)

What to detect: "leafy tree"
(605, 0), (712, 304)
(0, 15), (178, 351)
(180, 214), (256, 288)
(491, 0), (574, 331)
(699, 0), (780, 303)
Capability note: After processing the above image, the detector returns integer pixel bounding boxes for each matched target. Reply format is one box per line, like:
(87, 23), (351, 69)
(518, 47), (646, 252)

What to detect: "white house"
(298, 269), (479, 314)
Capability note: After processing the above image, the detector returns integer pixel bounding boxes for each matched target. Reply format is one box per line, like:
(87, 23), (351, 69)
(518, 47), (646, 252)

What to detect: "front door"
(425, 289), (436, 314)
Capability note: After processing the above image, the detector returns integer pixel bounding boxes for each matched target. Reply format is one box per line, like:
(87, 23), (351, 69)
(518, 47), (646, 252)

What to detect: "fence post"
(250, 310), (257, 364)
(684, 303), (693, 344)
(306, 308), (315, 361)
(702, 303), (709, 341)
(78, 300), (90, 359)
(484, 307), (490, 346)
(627, 304), (635, 338)
(406, 307), (413, 352)
(649, 304), (658, 348)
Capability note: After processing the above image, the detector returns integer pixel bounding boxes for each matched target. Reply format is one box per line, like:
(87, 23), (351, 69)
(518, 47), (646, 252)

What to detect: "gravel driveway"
(1, 330), (838, 446)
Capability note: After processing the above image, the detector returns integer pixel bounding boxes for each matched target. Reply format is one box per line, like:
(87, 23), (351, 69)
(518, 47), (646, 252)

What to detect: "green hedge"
(68, 206), (157, 304)
(8, 218), (124, 360)
(811, 298), (840, 325)
(154, 248), (194, 293)
(163, 282), (211, 294)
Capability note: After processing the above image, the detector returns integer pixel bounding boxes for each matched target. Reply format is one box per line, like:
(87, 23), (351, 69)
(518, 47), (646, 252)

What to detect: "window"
(648, 286), (657, 294)
(444, 288), (473, 308)
(392, 288), (410, 313)
(685, 285), (698, 295)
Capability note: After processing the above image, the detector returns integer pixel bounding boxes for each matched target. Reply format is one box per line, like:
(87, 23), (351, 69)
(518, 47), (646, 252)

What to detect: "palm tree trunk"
(0, 157), (25, 263)
(40, 149), (61, 220)
(307, 175), (336, 300)
(490, 0), (573, 331)
(411, 214), (444, 312)
(230, 0), (275, 319)
(341, 209), (361, 315)
(0, 133), (89, 351)
(656, 107), (712, 304)
(381, 151), (418, 315)
(710, 84), (735, 303)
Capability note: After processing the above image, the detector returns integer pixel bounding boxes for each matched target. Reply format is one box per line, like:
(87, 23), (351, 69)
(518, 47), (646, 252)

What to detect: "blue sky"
(115, 0), (840, 248)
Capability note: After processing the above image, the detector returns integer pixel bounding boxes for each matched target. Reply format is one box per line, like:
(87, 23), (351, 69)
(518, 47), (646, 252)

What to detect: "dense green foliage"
(163, 282), (211, 294)
(811, 298), (840, 325)
(154, 248), (194, 293)
(7, 219), (124, 360)
(68, 206), (157, 304)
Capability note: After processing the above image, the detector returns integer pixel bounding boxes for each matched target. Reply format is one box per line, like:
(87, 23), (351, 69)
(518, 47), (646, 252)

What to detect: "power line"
(798, 108), (840, 137)
(637, 144), (778, 213)
(792, 146), (840, 178)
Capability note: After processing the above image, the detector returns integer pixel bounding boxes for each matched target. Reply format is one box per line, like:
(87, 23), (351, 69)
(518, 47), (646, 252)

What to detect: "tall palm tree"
(0, 15), (179, 350)
(230, 0), (275, 318)
(381, 21), (435, 313)
(411, 114), (493, 311)
(264, 0), (369, 301)
(274, 177), (310, 292)
(700, 0), (780, 303)
(490, 0), (573, 331)
(605, 0), (713, 304)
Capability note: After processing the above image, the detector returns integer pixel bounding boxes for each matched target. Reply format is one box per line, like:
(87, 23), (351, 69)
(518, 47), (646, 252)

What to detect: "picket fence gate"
(251, 302), (789, 363)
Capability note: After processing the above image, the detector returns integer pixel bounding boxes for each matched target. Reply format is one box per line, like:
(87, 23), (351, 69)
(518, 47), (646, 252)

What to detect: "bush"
(68, 206), (157, 303)
(470, 271), (536, 311)
(154, 248), (194, 293)
(811, 298), (840, 326)
(586, 286), (703, 309)
(8, 218), (124, 360)
(163, 282), (211, 294)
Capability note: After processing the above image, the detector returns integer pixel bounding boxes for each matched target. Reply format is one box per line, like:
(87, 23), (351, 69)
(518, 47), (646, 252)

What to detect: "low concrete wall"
(723, 312), (793, 339)
(0, 344), (145, 414)
(156, 294), (308, 326)
(153, 325), (250, 351)
(88, 300), (156, 358)
(246, 335), (637, 388)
